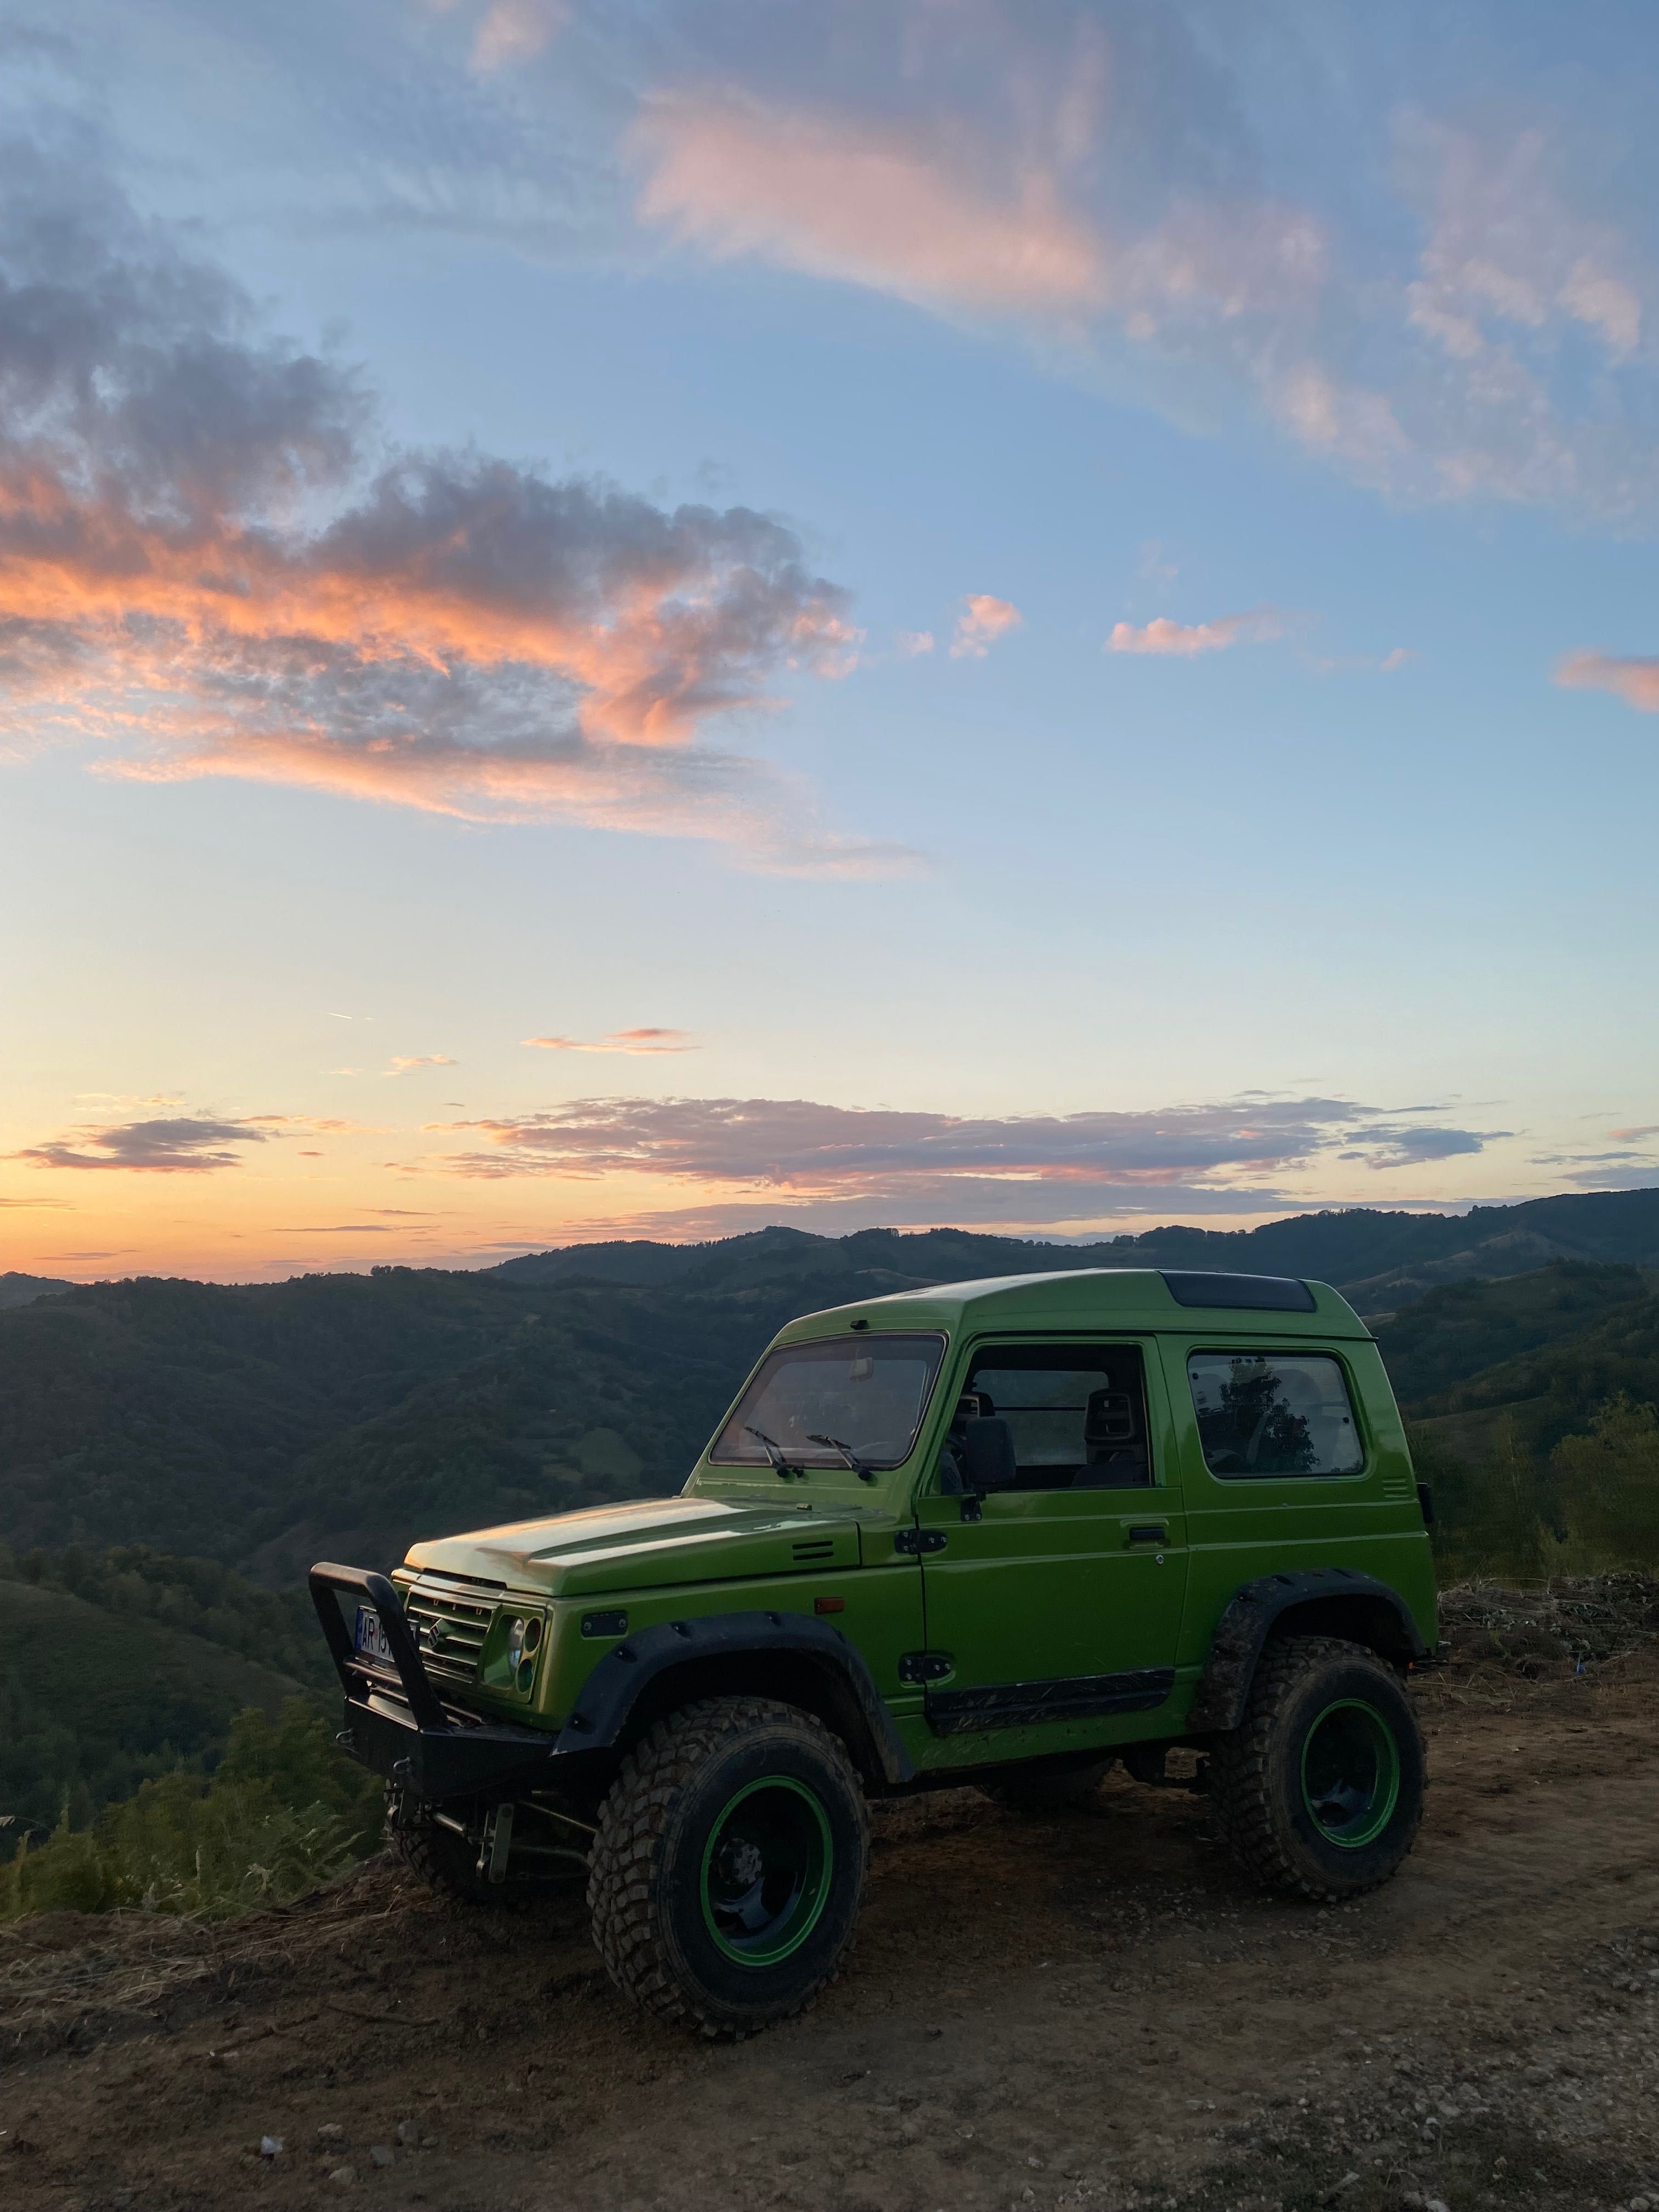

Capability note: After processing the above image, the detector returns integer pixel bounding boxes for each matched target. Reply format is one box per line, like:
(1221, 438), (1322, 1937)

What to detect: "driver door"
(907, 1336), (1188, 1769)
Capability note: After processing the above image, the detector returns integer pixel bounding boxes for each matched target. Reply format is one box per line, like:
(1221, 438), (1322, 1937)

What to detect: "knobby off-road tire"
(588, 1696), (870, 2035)
(385, 1786), (515, 1909)
(1209, 1634), (1425, 1901)
(983, 1754), (1115, 1812)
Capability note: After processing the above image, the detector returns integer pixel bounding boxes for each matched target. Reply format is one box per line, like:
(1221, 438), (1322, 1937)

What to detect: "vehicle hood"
(403, 1494), (867, 1598)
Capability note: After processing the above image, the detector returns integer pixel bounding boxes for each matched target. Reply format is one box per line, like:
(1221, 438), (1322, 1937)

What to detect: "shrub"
(0, 1700), (381, 1922)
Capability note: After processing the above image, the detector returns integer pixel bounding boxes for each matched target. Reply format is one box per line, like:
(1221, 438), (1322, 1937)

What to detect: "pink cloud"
(633, 94), (1106, 318)
(894, 629), (936, 658)
(950, 595), (1023, 660)
(1106, 607), (1283, 657)
(470, 0), (567, 72)
(415, 1093), (1494, 1223)
(0, 124), (905, 878)
(1555, 650), (1659, 713)
(522, 1028), (698, 1055)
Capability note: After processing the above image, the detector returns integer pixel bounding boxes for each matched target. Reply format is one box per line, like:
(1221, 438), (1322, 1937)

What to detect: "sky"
(2, 0), (1657, 1283)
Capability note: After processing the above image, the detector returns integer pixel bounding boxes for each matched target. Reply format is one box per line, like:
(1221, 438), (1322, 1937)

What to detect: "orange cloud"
(633, 94), (1107, 318)
(0, 458), (856, 749)
(1106, 607), (1283, 657)
(950, 595), (1023, 659)
(522, 1028), (698, 1054)
(0, 125), (902, 876)
(1555, 650), (1659, 713)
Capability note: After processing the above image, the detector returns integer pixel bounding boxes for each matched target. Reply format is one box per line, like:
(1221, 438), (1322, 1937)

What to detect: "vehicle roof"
(776, 1267), (1371, 1342)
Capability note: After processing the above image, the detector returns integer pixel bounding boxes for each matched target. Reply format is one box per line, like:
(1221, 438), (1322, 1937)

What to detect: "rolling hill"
(0, 1272), (70, 1311)
(1, 1193), (1656, 1583)
(0, 1576), (315, 1833)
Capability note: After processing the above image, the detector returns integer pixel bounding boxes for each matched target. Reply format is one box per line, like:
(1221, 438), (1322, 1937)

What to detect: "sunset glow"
(3, 3), (1657, 1283)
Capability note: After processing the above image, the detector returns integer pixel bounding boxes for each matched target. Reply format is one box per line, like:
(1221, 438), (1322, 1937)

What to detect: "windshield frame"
(704, 1330), (949, 1476)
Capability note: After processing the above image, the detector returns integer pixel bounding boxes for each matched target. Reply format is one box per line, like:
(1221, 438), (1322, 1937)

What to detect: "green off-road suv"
(313, 1267), (1437, 2033)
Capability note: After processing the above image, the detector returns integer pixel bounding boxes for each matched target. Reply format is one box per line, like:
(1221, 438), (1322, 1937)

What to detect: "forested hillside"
(2, 1198), (1657, 1581)
(0, 1549), (323, 1832)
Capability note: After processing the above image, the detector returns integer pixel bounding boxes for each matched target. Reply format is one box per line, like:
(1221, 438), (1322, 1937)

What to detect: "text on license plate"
(354, 1605), (394, 1665)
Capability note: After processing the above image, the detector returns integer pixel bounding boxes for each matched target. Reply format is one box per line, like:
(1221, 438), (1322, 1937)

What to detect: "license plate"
(354, 1605), (394, 1666)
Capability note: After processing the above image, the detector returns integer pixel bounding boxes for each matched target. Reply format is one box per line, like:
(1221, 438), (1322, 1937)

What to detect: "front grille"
(404, 1580), (494, 1684)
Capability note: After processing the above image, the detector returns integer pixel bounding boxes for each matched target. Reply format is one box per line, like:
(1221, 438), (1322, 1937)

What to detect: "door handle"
(1126, 1524), (1168, 1547)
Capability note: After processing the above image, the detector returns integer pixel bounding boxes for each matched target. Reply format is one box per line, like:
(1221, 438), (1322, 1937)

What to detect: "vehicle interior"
(936, 1341), (1154, 1494)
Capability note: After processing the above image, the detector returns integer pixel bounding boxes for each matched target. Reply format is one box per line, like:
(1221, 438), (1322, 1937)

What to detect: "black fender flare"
(552, 1610), (916, 1785)
(1186, 1568), (1429, 1735)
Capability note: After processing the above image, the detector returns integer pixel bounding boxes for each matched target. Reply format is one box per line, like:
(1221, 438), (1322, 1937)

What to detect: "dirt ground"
(6, 1626), (1659, 2212)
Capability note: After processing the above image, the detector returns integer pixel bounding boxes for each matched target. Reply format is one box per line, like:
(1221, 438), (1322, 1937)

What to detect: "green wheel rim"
(1300, 1699), (1401, 1849)
(699, 1776), (833, 1967)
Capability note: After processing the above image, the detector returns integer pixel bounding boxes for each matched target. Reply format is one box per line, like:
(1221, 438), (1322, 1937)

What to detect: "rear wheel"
(1208, 1635), (1425, 1900)
(588, 1696), (868, 2034)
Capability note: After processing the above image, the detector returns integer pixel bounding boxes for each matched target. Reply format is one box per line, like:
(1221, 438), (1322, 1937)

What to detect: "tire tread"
(1209, 1635), (1423, 1901)
(588, 1696), (867, 2033)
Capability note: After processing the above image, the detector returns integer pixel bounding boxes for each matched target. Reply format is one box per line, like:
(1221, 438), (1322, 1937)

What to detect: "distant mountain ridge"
(493, 1187), (1659, 1311)
(0, 1271), (71, 1311)
(1, 1187), (1655, 1582)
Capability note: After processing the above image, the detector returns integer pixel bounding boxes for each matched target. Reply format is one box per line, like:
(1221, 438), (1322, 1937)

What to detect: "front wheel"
(385, 1787), (514, 1908)
(1207, 1635), (1425, 1900)
(588, 1696), (869, 2035)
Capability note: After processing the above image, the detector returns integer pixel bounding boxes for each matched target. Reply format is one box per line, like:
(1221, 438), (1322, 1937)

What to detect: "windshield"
(709, 1333), (947, 1472)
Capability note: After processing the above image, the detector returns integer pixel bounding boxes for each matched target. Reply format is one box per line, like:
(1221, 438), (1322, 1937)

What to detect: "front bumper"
(309, 1562), (558, 1802)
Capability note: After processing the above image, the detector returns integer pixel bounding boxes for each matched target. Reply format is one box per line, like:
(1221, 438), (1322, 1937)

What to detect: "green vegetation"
(0, 1565), (321, 1833)
(1380, 1262), (1659, 1578)
(0, 1542), (334, 1691)
(0, 1701), (381, 1921)
(1374, 1260), (1653, 1403)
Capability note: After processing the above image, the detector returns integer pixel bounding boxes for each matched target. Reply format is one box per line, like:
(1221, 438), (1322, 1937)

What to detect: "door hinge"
(898, 1650), (955, 1684)
(893, 1526), (948, 1556)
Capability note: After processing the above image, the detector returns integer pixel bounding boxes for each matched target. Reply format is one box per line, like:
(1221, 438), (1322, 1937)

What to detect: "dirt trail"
(6, 1644), (1659, 2212)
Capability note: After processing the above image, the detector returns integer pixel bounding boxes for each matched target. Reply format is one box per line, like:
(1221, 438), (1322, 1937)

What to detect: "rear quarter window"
(1187, 1350), (1364, 1478)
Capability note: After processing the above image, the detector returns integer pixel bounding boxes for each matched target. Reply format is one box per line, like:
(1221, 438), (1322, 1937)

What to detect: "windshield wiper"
(808, 1432), (877, 1483)
(745, 1424), (806, 1479)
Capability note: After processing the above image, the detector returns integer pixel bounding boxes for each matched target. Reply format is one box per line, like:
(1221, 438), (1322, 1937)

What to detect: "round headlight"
(507, 1616), (526, 1663)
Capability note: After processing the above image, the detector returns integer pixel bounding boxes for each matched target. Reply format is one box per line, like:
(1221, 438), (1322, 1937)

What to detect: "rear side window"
(1187, 1351), (1364, 1478)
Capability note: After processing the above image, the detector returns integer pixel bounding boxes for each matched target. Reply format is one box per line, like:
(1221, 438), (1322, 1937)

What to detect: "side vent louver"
(792, 1538), (835, 1564)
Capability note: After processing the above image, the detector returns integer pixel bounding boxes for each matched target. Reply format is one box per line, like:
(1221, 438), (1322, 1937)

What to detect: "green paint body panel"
(382, 1268), (1437, 1770)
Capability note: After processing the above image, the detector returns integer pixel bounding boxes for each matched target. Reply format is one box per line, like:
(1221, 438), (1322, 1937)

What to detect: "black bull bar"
(309, 1562), (561, 1801)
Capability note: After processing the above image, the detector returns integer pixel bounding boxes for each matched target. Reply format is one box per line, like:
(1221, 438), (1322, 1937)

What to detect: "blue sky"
(2, 1), (1656, 1278)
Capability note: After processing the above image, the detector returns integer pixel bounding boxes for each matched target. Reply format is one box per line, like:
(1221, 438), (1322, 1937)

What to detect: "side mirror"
(1416, 1482), (1436, 1528)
